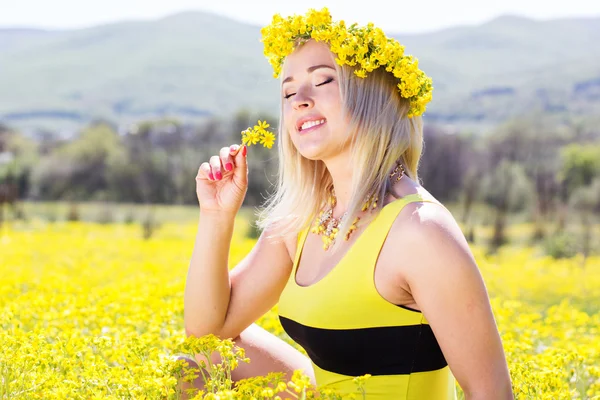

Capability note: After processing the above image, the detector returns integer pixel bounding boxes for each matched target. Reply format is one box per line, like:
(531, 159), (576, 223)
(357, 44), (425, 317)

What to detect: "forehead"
(282, 40), (335, 78)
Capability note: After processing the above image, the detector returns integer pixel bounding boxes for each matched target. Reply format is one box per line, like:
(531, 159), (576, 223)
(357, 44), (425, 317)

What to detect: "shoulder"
(385, 178), (462, 250)
(265, 222), (306, 265)
(389, 196), (475, 282)
(388, 200), (484, 307)
(394, 198), (464, 244)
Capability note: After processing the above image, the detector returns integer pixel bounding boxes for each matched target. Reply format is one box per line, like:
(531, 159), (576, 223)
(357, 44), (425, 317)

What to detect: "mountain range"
(0, 12), (599, 133)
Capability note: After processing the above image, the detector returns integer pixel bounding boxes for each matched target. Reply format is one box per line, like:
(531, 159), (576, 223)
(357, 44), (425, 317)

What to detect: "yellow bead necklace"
(311, 163), (405, 250)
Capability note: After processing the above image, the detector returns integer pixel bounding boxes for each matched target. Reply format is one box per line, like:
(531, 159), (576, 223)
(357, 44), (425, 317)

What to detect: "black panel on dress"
(279, 315), (448, 376)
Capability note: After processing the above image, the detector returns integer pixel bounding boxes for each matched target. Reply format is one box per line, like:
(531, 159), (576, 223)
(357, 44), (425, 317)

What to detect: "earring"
(389, 163), (405, 182)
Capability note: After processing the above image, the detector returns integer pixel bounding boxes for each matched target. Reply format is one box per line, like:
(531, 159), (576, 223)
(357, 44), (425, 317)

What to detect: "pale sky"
(1, 0), (600, 33)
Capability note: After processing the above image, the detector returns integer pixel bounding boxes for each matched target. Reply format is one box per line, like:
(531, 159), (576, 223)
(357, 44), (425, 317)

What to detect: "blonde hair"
(255, 42), (424, 256)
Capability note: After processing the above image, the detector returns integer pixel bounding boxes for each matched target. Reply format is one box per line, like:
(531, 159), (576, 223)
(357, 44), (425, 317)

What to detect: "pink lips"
(299, 120), (326, 135)
(296, 115), (326, 132)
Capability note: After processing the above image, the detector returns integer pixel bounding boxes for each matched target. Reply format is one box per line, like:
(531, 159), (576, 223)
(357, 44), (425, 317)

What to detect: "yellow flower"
(247, 129), (261, 145)
(260, 7), (433, 117)
(2, 216), (600, 398)
(254, 120), (270, 132)
(241, 119), (276, 149)
(260, 131), (276, 149)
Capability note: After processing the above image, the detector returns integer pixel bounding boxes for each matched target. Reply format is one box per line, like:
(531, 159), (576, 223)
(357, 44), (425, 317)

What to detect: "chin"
(297, 148), (324, 161)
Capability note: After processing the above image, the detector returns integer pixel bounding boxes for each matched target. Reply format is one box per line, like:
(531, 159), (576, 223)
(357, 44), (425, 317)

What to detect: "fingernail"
(225, 162), (233, 171)
(215, 171), (222, 180)
(230, 145), (238, 153)
(242, 145), (247, 156)
(208, 172), (214, 180)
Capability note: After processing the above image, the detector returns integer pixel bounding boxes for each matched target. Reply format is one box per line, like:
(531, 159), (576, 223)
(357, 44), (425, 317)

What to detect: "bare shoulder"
(258, 221), (300, 265)
(394, 196), (465, 244)
(388, 193), (474, 286)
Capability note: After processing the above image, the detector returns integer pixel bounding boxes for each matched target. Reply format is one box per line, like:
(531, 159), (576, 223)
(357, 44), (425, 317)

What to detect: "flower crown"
(260, 7), (433, 118)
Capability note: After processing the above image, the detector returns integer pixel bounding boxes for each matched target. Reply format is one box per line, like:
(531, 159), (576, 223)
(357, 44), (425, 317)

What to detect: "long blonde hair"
(255, 43), (425, 256)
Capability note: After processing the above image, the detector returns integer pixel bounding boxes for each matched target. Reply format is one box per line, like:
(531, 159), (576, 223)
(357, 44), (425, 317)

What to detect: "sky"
(1, 0), (600, 33)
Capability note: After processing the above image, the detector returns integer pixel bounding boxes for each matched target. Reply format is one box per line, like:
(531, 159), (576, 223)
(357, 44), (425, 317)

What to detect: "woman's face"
(281, 40), (350, 161)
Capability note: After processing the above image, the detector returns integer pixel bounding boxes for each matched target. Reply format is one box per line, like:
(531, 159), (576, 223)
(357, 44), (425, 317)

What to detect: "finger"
(229, 144), (241, 157)
(231, 144), (248, 188)
(209, 155), (222, 180)
(196, 162), (214, 181)
(219, 146), (234, 173)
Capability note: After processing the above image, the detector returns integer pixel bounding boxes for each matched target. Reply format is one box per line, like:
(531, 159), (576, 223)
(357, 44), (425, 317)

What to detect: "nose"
(292, 88), (314, 110)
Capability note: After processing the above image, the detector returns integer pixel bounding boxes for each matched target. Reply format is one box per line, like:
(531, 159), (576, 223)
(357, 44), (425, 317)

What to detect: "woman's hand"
(195, 144), (248, 216)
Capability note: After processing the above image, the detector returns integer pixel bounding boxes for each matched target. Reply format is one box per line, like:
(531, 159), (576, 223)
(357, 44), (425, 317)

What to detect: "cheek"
(282, 104), (294, 128)
(323, 85), (342, 109)
(323, 91), (343, 122)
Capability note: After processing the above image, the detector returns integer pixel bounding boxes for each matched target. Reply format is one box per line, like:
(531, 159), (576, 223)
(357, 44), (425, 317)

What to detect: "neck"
(323, 156), (354, 217)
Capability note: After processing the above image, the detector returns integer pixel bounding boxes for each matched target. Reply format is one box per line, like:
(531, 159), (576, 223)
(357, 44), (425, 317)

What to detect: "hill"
(0, 12), (599, 132)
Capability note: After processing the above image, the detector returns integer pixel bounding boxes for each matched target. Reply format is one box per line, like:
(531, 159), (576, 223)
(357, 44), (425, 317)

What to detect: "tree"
(0, 127), (38, 223)
(570, 178), (600, 263)
(556, 143), (600, 233)
(420, 125), (476, 204)
(479, 160), (534, 251)
(31, 122), (120, 200)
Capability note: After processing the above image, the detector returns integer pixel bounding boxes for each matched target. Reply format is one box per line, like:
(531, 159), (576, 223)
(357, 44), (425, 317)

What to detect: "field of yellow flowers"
(1, 215), (599, 399)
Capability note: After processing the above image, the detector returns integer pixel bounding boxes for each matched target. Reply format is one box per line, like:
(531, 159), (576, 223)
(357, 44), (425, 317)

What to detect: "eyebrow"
(282, 64), (336, 84)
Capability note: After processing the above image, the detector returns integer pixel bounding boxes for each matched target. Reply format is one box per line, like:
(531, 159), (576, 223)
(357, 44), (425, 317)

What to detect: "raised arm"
(185, 143), (295, 340)
(185, 214), (294, 340)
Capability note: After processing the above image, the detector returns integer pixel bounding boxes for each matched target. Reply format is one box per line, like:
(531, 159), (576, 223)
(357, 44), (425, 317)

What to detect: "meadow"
(1, 202), (599, 399)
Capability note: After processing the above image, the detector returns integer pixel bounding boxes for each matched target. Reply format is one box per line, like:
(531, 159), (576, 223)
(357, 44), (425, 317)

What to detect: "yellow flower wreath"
(260, 7), (433, 118)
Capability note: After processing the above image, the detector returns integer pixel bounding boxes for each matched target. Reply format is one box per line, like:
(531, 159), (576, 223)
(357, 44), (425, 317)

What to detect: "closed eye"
(316, 77), (334, 87)
(283, 77), (334, 99)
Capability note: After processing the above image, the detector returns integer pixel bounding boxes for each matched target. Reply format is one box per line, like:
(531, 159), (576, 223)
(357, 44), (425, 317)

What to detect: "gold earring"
(389, 163), (405, 182)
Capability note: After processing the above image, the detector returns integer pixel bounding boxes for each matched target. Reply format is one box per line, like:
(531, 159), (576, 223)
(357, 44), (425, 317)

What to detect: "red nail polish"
(242, 145), (247, 156)
(215, 171), (222, 180)
(208, 172), (214, 180)
(225, 162), (233, 171)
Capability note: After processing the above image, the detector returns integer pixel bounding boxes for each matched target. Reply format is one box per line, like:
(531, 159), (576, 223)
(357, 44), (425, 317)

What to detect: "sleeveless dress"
(278, 193), (458, 399)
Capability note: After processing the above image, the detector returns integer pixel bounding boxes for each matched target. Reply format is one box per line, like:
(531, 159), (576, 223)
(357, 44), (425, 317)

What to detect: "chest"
(291, 229), (413, 306)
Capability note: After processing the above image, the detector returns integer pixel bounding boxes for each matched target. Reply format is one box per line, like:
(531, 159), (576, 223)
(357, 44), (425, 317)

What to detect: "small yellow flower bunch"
(260, 7), (433, 118)
(241, 120), (276, 149)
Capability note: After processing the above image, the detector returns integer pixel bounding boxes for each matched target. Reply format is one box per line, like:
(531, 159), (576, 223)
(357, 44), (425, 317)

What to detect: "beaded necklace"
(310, 163), (405, 250)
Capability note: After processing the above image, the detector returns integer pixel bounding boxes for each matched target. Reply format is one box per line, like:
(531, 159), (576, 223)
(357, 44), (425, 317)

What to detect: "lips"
(296, 116), (327, 132)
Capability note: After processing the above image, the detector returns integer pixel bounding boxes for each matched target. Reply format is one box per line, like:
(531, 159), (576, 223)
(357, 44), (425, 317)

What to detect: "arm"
(184, 211), (294, 340)
(184, 210), (235, 338)
(397, 204), (513, 399)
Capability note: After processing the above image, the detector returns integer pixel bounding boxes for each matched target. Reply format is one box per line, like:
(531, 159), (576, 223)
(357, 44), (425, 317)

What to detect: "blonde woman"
(183, 9), (513, 400)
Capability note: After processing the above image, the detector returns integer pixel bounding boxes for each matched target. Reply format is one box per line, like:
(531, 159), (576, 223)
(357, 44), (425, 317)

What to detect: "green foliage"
(570, 177), (600, 213)
(30, 122), (121, 200)
(480, 160), (534, 212)
(559, 144), (600, 199)
(544, 231), (579, 259)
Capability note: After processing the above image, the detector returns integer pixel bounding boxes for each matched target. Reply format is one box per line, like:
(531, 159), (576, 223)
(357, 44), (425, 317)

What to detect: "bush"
(544, 231), (578, 259)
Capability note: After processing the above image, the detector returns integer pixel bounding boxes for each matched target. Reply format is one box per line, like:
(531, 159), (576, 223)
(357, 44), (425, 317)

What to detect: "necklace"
(311, 163), (406, 250)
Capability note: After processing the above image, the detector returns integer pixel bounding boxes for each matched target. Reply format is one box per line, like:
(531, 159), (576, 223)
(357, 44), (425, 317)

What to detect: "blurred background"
(1, 0), (600, 256)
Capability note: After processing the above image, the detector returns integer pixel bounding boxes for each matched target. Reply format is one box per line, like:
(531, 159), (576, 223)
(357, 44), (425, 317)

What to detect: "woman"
(184, 8), (513, 399)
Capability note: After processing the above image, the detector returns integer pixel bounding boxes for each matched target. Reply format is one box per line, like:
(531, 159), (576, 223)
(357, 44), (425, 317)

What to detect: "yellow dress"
(278, 193), (458, 399)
